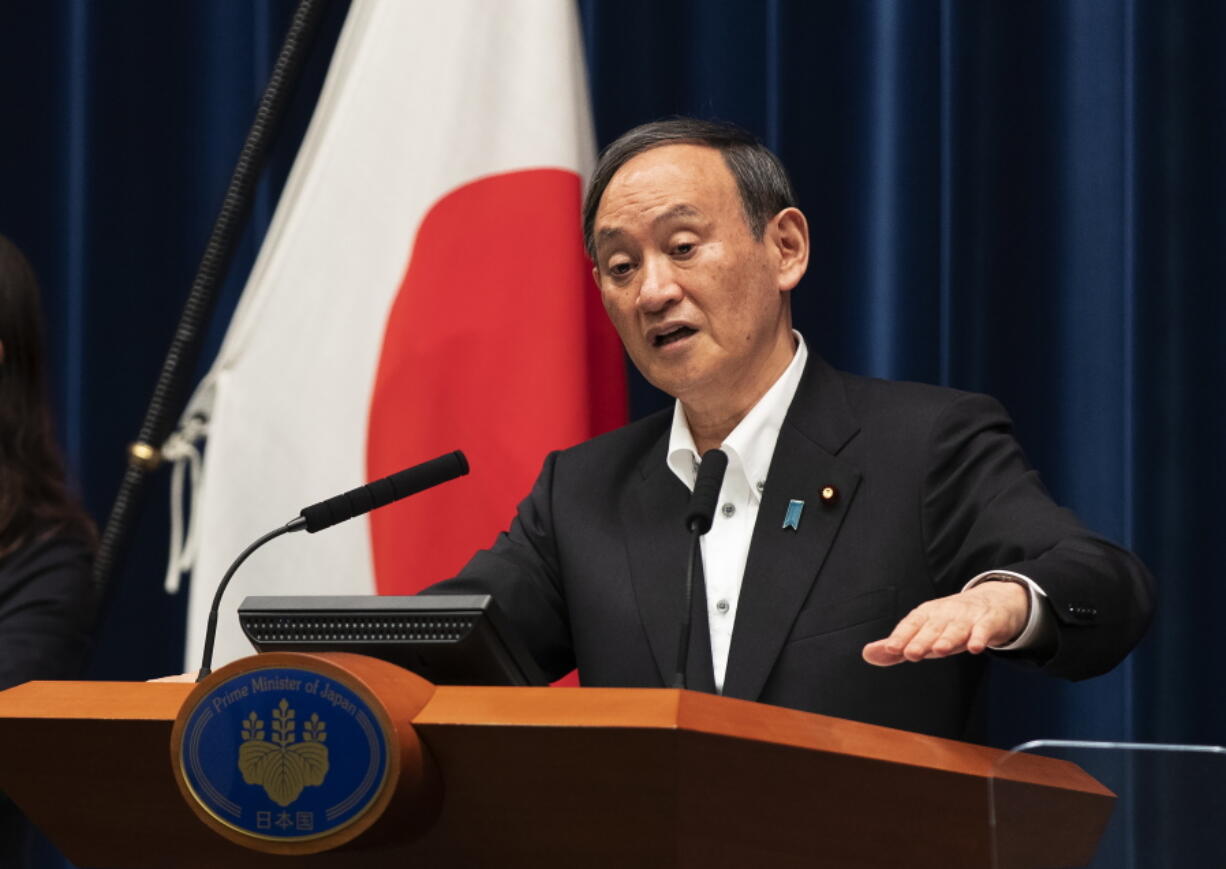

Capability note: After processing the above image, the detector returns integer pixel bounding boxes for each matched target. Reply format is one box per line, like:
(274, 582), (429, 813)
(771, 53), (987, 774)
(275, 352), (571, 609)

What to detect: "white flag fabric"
(175, 0), (624, 670)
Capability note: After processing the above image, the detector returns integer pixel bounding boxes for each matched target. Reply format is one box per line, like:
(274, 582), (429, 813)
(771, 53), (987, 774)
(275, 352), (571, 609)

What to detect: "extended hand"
(861, 580), (1029, 666)
(148, 671), (200, 683)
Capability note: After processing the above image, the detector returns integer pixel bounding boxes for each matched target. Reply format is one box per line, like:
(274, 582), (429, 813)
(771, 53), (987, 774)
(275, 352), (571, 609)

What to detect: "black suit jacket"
(432, 354), (1153, 739)
(0, 529), (95, 866)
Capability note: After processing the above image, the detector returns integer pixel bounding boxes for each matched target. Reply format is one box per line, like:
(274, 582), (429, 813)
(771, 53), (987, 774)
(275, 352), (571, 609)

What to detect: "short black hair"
(583, 117), (798, 260)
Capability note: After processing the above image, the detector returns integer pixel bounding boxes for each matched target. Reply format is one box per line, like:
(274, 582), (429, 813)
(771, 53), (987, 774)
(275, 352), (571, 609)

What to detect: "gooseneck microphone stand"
(92, 0), (330, 614)
(672, 449), (728, 689)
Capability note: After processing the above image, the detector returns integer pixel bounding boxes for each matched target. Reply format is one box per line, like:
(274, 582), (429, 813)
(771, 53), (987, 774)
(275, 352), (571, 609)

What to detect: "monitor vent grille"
(243, 614), (476, 643)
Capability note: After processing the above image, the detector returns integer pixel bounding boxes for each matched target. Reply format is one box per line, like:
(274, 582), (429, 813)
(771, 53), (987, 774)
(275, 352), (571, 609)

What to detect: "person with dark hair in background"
(0, 233), (97, 866)
(429, 118), (1153, 741)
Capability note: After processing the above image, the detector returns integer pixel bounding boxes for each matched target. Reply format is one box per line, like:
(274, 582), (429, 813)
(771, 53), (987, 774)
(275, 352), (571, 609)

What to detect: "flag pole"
(92, 0), (331, 608)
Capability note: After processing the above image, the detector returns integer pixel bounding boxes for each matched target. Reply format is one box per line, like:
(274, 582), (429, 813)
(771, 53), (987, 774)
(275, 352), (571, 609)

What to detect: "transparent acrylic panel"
(988, 740), (1226, 869)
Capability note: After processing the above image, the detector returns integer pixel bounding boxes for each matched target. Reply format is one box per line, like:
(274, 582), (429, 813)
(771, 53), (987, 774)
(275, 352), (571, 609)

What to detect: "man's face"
(591, 144), (800, 409)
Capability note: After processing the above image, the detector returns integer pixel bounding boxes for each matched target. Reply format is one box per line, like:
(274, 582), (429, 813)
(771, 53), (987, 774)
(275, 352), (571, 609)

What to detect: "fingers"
(148, 671), (199, 683)
(861, 582), (1029, 667)
(861, 639), (904, 666)
(861, 610), (928, 666)
(930, 617), (975, 657)
(965, 617), (998, 655)
(861, 609), (956, 666)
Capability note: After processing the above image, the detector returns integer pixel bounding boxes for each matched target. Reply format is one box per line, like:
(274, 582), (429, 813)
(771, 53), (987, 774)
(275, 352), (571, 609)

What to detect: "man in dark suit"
(430, 119), (1153, 740)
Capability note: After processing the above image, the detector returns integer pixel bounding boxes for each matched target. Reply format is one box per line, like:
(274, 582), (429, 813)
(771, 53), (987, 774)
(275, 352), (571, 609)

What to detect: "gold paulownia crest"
(237, 698), (330, 807)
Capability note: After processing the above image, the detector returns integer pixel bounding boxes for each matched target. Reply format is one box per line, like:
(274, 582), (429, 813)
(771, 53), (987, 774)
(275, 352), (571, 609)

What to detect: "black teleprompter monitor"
(237, 594), (547, 686)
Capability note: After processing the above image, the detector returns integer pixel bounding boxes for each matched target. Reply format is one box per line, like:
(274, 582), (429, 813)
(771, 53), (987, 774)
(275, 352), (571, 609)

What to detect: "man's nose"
(636, 256), (682, 313)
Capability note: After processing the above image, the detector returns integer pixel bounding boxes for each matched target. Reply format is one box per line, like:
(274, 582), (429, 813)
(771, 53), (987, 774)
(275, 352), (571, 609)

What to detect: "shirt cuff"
(962, 570), (1049, 651)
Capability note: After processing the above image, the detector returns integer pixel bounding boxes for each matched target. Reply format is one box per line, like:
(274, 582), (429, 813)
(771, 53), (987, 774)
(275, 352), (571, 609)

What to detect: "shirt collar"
(666, 332), (809, 497)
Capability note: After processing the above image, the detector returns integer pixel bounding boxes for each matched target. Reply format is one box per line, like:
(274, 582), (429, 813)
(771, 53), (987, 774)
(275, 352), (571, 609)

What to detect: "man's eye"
(609, 261), (633, 277)
(672, 242), (695, 256)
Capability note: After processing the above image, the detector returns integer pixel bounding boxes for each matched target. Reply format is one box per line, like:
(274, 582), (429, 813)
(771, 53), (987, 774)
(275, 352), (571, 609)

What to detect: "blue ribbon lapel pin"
(782, 499), (804, 531)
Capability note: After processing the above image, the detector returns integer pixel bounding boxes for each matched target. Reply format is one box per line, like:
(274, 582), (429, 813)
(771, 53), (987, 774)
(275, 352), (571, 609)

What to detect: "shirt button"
(756, 480), (765, 492)
(715, 599), (730, 614)
(721, 503), (736, 517)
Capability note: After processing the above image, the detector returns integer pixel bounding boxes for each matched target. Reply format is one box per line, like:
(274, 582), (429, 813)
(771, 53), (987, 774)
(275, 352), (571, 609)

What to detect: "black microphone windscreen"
(300, 450), (469, 533)
(684, 449), (728, 534)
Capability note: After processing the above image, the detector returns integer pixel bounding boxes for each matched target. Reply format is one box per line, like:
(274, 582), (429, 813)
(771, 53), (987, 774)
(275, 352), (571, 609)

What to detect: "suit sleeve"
(0, 535), (95, 692)
(422, 451), (576, 680)
(920, 393), (1155, 680)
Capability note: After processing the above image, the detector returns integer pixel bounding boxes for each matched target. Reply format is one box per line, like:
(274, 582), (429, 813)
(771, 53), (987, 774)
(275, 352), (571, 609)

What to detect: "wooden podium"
(0, 652), (1112, 868)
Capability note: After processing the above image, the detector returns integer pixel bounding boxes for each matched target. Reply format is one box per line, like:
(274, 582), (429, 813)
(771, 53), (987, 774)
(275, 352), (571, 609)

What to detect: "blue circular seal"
(179, 666), (389, 841)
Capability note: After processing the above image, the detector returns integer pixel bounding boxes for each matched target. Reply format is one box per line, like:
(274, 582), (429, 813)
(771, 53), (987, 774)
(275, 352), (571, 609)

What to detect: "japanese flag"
(177, 0), (625, 669)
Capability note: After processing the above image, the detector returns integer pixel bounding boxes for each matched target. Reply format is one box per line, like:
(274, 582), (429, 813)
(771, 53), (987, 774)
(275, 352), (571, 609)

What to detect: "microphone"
(673, 449), (728, 689)
(196, 450), (469, 680)
(300, 450), (468, 532)
(684, 449), (728, 534)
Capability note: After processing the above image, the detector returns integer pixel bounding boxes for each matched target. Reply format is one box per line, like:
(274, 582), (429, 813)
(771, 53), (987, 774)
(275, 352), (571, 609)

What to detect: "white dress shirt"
(665, 333), (1048, 692)
(666, 334), (809, 691)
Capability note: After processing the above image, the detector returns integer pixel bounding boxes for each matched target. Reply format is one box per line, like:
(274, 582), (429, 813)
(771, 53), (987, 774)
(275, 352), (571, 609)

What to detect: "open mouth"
(652, 326), (697, 347)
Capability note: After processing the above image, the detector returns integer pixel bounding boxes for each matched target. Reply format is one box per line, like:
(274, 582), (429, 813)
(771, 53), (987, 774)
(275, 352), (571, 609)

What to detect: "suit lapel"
(721, 355), (863, 702)
(623, 435), (717, 692)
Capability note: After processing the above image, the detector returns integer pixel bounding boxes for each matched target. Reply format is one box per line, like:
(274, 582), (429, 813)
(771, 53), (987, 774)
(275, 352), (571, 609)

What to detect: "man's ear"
(591, 265), (601, 289)
(769, 207), (809, 292)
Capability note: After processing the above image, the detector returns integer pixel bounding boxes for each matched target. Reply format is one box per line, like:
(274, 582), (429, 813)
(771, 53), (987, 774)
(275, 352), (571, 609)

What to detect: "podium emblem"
(179, 666), (389, 842)
(237, 698), (330, 806)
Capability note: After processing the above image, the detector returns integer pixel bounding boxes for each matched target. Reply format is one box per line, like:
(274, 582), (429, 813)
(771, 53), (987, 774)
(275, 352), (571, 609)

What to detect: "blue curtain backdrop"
(0, 0), (1223, 860)
(0, 0), (353, 705)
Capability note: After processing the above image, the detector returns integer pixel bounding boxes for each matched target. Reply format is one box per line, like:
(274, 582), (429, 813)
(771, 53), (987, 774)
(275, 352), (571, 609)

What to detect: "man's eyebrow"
(595, 204), (705, 247)
(654, 204), (702, 224)
(597, 225), (625, 245)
